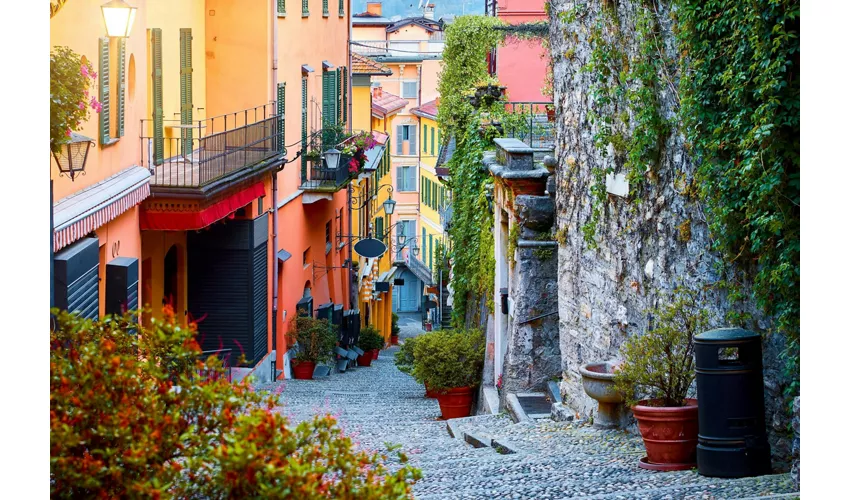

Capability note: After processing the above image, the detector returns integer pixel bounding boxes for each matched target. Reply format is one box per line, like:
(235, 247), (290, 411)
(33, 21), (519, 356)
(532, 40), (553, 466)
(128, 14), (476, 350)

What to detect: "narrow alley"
(259, 314), (797, 499)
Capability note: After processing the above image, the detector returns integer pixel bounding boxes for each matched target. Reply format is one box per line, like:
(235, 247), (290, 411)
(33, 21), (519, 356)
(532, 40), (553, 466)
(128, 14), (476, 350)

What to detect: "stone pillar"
(487, 139), (561, 399)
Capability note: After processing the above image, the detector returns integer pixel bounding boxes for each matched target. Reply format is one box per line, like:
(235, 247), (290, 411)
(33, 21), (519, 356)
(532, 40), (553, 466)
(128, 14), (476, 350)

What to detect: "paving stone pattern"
(258, 325), (797, 499)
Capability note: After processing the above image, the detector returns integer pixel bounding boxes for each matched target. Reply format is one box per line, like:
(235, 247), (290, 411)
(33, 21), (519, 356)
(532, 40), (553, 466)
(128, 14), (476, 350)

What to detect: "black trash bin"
(695, 328), (771, 477)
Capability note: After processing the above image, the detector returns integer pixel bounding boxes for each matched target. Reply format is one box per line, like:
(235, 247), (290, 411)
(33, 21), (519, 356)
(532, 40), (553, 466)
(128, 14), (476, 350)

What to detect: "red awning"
(140, 182), (265, 231)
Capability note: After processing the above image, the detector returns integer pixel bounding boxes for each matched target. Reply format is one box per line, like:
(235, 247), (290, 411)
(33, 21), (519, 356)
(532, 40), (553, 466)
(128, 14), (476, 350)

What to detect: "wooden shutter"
(277, 0), (286, 15)
(423, 124), (428, 153)
(431, 127), (435, 156)
(396, 125), (403, 155)
(151, 28), (164, 165)
(409, 125), (417, 152)
(301, 76), (308, 181)
(117, 38), (126, 137)
(421, 176), (425, 202)
(396, 166), (403, 190)
(180, 28), (193, 157)
(277, 82), (286, 152)
(321, 71), (330, 127)
(341, 66), (348, 124)
(98, 37), (110, 146)
(331, 70), (338, 126)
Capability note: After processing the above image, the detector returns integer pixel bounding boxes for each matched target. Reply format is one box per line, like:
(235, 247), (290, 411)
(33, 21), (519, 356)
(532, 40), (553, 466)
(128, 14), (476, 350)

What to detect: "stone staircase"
(259, 346), (798, 500)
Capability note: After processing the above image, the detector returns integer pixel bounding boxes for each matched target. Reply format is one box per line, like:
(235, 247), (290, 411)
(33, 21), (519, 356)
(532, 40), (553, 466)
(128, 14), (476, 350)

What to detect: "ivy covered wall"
(548, 0), (799, 471)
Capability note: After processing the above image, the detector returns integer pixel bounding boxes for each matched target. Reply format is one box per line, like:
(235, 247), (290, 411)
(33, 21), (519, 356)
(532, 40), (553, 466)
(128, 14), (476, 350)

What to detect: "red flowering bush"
(50, 309), (420, 498)
(50, 46), (100, 152)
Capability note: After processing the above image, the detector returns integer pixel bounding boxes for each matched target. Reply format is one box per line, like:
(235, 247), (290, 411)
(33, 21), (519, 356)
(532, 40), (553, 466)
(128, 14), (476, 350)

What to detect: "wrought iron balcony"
(503, 102), (555, 152)
(140, 103), (282, 191)
(300, 128), (378, 193)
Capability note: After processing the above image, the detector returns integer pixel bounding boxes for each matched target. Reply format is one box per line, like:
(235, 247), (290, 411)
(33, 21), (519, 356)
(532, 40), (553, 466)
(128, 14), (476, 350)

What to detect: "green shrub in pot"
(411, 329), (485, 391)
(357, 326), (385, 352)
(287, 316), (337, 365)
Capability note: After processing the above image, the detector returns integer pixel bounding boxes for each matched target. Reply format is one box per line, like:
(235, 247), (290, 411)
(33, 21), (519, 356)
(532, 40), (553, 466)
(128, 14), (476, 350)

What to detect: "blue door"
(393, 270), (421, 313)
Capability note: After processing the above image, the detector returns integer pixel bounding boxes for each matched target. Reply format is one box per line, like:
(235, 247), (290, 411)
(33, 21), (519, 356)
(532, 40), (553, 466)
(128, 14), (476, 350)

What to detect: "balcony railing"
(351, 40), (442, 58)
(439, 204), (453, 229)
(503, 102), (555, 151)
(140, 103), (281, 188)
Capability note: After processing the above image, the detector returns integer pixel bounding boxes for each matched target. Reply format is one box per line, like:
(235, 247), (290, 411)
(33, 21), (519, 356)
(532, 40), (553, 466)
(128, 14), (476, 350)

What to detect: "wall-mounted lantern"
(101, 0), (137, 38)
(52, 133), (95, 181)
(383, 196), (396, 215)
(324, 148), (341, 170)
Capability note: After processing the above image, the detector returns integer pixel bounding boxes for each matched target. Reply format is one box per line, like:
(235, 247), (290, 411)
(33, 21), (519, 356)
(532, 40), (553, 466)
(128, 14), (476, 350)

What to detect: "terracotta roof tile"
(351, 53), (393, 76)
(371, 89), (408, 117)
(411, 98), (438, 119)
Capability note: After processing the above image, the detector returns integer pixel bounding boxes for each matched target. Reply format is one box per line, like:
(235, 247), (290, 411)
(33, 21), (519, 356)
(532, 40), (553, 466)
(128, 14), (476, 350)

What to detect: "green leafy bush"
(51, 46), (100, 152)
(50, 309), (420, 497)
(613, 287), (713, 408)
(392, 313), (401, 336)
(287, 316), (337, 364)
(394, 337), (418, 375)
(411, 329), (485, 391)
(358, 326), (385, 351)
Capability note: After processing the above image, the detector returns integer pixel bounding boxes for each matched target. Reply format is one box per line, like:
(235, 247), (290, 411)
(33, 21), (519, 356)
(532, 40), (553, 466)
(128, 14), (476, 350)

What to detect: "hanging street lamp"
(101, 0), (137, 37)
(323, 148), (342, 170)
(52, 133), (95, 182)
(383, 195), (396, 215)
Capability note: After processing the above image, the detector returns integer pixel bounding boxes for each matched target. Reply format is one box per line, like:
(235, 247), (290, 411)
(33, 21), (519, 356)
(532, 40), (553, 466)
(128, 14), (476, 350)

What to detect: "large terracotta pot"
(357, 352), (373, 367)
(632, 398), (699, 471)
(292, 361), (315, 380)
(372, 348), (380, 360)
(391, 335), (399, 345)
(435, 386), (474, 419)
(424, 383), (437, 399)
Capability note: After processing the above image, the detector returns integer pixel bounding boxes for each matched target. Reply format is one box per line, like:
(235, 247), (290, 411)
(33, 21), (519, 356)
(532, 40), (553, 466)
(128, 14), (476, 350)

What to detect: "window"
(323, 0), (329, 16)
(396, 124), (417, 155)
(397, 220), (415, 259)
(277, 0), (286, 16)
(99, 36), (128, 147)
(302, 0), (309, 16)
(401, 80), (418, 98)
(339, 0), (344, 16)
(325, 220), (332, 253)
(397, 166), (416, 192)
(303, 247), (311, 268)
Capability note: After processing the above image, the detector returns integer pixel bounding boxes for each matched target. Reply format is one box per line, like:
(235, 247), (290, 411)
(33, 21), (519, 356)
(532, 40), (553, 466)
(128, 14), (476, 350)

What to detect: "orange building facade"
(51, 0), (360, 381)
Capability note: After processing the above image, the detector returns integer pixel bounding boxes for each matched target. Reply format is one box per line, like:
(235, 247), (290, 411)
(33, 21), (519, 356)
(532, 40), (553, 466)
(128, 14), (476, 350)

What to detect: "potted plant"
(356, 326), (384, 367)
(303, 149), (322, 162)
(287, 316), (337, 380)
(394, 336), (436, 397)
(391, 313), (401, 345)
(546, 104), (555, 122)
(613, 287), (712, 471)
(412, 329), (485, 419)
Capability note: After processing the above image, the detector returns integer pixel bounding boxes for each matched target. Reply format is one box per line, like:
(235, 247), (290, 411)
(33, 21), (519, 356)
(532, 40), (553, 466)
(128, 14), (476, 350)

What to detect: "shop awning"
(140, 182), (265, 231)
(53, 166), (150, 252)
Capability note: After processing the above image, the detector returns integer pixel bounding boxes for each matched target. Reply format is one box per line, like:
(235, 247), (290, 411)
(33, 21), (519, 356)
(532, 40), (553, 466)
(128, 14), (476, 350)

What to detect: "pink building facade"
(487, 0), (550, 103)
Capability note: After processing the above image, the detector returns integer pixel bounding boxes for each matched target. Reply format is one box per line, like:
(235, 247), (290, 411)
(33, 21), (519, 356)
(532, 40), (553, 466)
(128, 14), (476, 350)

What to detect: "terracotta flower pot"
(357, 352), (373, 367)
(391, 335), (399, 346)
(291, 361), (315, 380)
(424, 383), (437, 399)
(546, 107), (555, 122)
(632, 398), (699, 471)
(435, 386), (474, 419)
(372, 348), (380, 360)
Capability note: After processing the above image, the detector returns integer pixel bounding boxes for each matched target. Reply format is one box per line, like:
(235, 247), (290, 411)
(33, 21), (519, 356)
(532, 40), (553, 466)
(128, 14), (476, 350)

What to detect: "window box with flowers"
(339, 131), (379, 178)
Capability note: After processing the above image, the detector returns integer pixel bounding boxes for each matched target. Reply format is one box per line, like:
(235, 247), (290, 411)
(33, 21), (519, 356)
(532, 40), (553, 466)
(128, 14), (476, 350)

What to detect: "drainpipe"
(271, 2), (280, 381)
(347, 1), (355, 310)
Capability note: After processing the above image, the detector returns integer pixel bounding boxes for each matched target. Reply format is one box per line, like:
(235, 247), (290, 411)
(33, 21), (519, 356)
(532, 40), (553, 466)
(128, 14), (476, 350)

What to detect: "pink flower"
(90, 97), (102, 113)
(80, 64), (89, 78)
(66, 129), (72, 137)
(78, 101), (85, 110)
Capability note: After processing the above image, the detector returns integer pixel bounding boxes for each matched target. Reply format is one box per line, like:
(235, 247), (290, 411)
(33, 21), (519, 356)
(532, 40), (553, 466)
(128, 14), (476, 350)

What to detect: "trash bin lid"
(695, 327), (759, 341)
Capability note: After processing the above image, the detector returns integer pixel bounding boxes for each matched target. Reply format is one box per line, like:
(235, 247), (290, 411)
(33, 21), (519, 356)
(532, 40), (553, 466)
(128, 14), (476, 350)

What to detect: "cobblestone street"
(257, 316), (798, 499)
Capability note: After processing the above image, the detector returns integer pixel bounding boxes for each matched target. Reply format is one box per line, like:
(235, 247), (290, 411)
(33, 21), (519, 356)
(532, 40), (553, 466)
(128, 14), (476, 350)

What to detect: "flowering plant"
(51, 46), (101, 152)
(343, 131), (379, 175)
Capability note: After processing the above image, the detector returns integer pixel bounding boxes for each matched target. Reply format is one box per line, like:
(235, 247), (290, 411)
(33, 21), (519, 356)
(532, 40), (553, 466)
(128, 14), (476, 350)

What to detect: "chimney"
(424, 3), (435, 20)
(373, 87), (383, 99)
(435, 97), (440, 107)
(366, 2), (382, 16)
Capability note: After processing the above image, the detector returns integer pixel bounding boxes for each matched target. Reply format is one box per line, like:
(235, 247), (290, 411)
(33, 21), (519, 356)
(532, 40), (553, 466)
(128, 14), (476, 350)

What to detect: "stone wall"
(548, 0), (795, 470)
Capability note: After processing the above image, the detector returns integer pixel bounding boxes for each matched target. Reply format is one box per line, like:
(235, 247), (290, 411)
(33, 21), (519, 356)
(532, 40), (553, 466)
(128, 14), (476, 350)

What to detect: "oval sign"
(353, 238), (387, 259)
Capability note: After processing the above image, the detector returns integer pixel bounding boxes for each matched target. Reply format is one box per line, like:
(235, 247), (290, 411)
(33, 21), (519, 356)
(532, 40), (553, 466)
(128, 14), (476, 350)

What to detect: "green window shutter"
(277, 0), (286, 15)
(425, 179), (430, 207)
(336, 68), (342, 125)
(179, 28), (193, 157)
(429, 234), (433, 269)
(423, 124), (428, 153)
(341, 66), (348, 124)
(339, 0), (344, 17)
(98, 37), (111, 146)
(151, 29), (164, 165)
(302, 0), (309, 16)
(421, 228), (426, 256)
(323, 0), (329, 16)
(277, 82), (286, 152)
(117, 38), (126, 137)
(301, 76), (308, 181)
(431, 127), (435, 156)
(420, 177), (425, 202)
(331, 70), (338, 126)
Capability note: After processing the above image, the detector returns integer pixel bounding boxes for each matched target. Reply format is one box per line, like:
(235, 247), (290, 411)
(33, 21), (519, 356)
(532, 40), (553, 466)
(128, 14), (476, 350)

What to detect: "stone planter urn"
(579, 361), (625, 429)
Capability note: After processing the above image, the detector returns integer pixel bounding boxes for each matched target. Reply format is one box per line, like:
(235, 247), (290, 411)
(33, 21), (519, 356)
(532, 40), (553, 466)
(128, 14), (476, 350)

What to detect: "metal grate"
(517, 395), (552, 416)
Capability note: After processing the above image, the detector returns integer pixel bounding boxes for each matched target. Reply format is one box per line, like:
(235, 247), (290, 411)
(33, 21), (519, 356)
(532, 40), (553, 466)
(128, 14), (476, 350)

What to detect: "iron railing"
(351, 40), (441, 57)
(300, 128), (374, 191)
(503, 102), (555, 151)
(140, 103), (281, 188)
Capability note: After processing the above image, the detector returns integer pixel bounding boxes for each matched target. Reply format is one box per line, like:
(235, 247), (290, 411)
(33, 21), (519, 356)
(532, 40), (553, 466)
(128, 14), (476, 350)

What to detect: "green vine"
(507, 223), (519, 269)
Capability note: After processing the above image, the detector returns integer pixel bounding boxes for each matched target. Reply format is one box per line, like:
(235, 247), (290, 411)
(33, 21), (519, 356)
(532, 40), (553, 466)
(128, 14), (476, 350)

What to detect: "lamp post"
(101, 0), (137, 37)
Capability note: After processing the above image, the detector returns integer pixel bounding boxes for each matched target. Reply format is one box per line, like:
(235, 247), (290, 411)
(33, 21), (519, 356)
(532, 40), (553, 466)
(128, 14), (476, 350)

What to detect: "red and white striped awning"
(53, 166), (151, 252)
